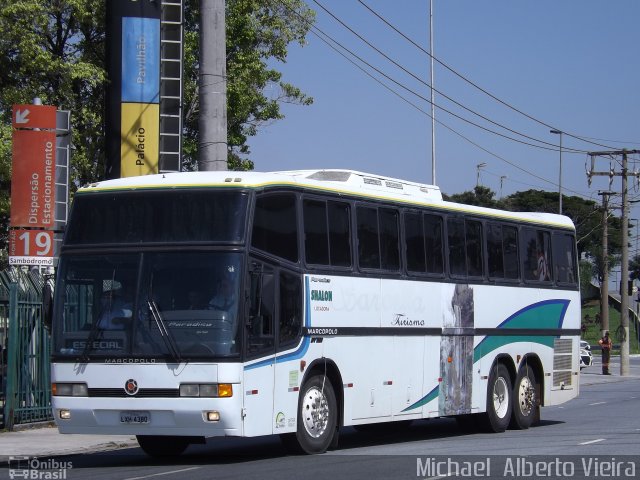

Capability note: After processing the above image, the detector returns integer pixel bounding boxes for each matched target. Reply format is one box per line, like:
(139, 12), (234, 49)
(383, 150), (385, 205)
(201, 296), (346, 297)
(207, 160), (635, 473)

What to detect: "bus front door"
(243, 261), (276, 436)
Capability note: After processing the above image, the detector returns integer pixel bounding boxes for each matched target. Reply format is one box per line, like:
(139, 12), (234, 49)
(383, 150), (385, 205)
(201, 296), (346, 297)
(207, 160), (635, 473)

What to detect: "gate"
(0, 269), (53, 429)
(0, 282), (8, 428)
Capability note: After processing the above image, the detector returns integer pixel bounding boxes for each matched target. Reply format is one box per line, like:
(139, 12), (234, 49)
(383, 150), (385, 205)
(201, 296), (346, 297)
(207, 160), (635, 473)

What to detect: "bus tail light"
(179, 384), (233, 398)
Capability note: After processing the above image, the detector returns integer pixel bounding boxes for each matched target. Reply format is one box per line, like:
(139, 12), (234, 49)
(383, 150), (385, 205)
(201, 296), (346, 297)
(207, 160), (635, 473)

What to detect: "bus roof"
(79, 169), (575, 230)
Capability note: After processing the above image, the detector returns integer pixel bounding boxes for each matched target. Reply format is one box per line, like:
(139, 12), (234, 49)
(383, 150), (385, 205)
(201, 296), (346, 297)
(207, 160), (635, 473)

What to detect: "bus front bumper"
(52, 396), (242, 437)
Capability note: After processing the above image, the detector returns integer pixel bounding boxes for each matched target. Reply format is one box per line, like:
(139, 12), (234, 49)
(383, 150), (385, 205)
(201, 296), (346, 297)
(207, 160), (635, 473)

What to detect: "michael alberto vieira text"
(416, 457), (637, 477)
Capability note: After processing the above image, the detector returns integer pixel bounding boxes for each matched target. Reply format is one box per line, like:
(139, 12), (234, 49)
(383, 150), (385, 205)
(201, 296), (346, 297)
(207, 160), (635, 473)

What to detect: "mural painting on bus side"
(439, 284), (474, 416)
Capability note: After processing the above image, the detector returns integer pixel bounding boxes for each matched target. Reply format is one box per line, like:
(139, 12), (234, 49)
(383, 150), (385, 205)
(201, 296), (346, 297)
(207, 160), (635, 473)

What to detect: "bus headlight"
(179, 384), (233, 398)
(52, 383), (88, 397)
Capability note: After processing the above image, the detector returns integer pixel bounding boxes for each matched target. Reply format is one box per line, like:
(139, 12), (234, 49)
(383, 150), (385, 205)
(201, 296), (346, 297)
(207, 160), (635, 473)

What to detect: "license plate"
(120, 411), (150, 424)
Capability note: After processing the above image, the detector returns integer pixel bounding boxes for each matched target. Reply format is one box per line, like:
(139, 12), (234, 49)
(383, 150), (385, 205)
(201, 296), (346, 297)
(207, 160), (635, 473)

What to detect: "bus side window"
(279, 271), (302, 348)
(247, 264), (275, 356)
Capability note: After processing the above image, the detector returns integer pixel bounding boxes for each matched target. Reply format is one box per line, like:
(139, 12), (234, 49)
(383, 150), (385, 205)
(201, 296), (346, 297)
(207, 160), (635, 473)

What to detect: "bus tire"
(482, 363), (512, 433)
(136, 435), (189, 457)
(295, 374), (337, 454)
(510, 364), (538, 430)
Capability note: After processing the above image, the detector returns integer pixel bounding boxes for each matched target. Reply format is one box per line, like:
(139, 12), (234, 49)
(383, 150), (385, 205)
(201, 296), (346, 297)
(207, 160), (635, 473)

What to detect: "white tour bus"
(49, 170), (580, 456)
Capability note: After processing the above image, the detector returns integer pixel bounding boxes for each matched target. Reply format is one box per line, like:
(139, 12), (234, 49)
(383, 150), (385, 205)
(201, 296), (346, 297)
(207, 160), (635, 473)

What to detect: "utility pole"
(598, 191), (613, 337)
(588, 150), (640, 376)
(550, 130), (563, 214)
(429, 0), (436, 185)
(199, 0), (228, 171)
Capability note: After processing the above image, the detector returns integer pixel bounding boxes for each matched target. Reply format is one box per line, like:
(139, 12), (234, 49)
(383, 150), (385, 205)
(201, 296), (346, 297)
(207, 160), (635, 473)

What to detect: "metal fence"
(0, 268), (53, 429)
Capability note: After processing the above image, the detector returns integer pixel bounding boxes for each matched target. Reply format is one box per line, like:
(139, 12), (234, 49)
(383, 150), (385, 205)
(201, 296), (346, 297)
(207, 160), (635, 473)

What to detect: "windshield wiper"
(80, 317), (104, 362)
(147, 300), (182, 363)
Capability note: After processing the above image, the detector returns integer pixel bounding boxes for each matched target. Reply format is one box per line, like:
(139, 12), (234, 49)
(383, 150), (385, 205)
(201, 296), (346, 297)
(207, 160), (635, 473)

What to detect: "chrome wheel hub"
(302, 386), (329, 438)
(518, 375), (535, 416)
(493, 377), (509, 419)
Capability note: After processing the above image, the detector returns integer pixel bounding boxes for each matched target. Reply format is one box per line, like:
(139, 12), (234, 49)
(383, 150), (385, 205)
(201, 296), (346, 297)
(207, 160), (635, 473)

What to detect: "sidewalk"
(0, 426), (137, 460)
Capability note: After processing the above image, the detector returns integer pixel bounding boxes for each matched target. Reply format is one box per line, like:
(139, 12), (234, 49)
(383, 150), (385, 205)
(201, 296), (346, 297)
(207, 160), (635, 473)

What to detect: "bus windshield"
(53, 251), (242, 360)
(65, 190), (248, 245)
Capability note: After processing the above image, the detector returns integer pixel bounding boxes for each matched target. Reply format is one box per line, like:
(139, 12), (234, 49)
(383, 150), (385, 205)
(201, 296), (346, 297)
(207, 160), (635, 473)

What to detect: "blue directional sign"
(121, 17), (160, 104)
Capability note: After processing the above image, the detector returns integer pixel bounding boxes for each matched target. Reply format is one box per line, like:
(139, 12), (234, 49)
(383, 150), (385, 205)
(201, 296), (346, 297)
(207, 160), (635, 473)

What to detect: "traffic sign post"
(8, 229), (55, 266)
(10, 130), (56, 228)
(12, 104), (56, 130)
(9, 103), (60, 267)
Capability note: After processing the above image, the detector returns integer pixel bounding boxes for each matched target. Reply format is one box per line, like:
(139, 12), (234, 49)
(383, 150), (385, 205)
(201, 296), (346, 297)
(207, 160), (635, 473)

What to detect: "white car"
(580, 340), (593, 369)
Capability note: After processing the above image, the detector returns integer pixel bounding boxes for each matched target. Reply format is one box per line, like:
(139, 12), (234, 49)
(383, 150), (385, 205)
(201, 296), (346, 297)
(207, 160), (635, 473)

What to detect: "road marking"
(588, 401), (606, 406)
(580, 439), (606, 445)
(125, 467), (200, 480)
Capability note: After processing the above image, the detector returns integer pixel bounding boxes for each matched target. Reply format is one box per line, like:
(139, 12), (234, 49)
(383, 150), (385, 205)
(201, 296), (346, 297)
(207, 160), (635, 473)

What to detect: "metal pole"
(550, 130), (562, 214)
(620, 152), (630, 376)
(199, 0), (228, 171)
(476, 163), (486, 187)
(429, 0), (436, 185)
(599, 191), (611, 337)
(559, 132), (563, 214)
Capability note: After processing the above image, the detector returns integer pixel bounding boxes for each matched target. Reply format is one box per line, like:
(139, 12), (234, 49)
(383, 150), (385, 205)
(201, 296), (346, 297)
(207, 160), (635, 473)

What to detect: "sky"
(247, 0), (640, 228)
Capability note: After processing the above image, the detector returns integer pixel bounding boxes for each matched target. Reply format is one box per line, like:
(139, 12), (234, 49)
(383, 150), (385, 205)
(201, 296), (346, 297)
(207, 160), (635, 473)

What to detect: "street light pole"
(476, 162), (487, 187)
(500, 175), (507, 199)
(550, 130), (563, 214)
(429, 0), (436, 185)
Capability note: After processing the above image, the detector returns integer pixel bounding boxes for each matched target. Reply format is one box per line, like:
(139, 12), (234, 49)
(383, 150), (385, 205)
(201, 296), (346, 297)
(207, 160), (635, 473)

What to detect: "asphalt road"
(3, 359), (640, 480)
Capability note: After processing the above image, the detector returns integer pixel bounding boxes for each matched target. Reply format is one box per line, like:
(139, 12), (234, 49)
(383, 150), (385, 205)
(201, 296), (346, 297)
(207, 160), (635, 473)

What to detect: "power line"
(354, 0), (622, 152)
(307, 26), (565, 189)
(274, 0), (591, 197)
(310, 0), (590, 155)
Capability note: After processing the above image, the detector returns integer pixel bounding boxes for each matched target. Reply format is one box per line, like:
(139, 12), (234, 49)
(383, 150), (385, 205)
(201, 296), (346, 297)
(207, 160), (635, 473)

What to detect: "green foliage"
(182, 0), (315, 170)
(0, 0), (107, 268)
(443, 185), (498, 208)
(579, 259), (595, 303)
(0, 0), (315, 266)
(629, 254), (640, 281)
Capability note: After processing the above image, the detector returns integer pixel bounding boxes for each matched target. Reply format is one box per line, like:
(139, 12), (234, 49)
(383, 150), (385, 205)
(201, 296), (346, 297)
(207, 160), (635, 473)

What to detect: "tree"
(0, 0), (107, 268)
(182, 0), (314, 170)
(0, 0), (315, 267)
(499, 190), (623, 262)
(629, 254), (640, 282)
(443, 185), (498, 208)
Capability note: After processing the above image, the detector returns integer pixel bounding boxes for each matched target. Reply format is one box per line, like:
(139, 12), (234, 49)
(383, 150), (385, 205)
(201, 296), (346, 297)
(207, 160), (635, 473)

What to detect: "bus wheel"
(482, 363), (512, 433)
(136, 435), (189, 457)
(296, 375), (337, 454)
(510, 365), (538, 430)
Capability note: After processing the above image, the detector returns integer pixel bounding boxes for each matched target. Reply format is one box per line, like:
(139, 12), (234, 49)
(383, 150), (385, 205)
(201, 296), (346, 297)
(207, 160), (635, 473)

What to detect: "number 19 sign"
(9, 229), (54, 266)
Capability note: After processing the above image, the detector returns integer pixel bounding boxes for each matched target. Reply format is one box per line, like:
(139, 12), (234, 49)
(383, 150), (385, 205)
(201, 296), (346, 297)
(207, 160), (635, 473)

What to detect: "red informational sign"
(8, 229), (55, 266)
(12, 104), (57, 130)
(10, 130), (57, 228)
